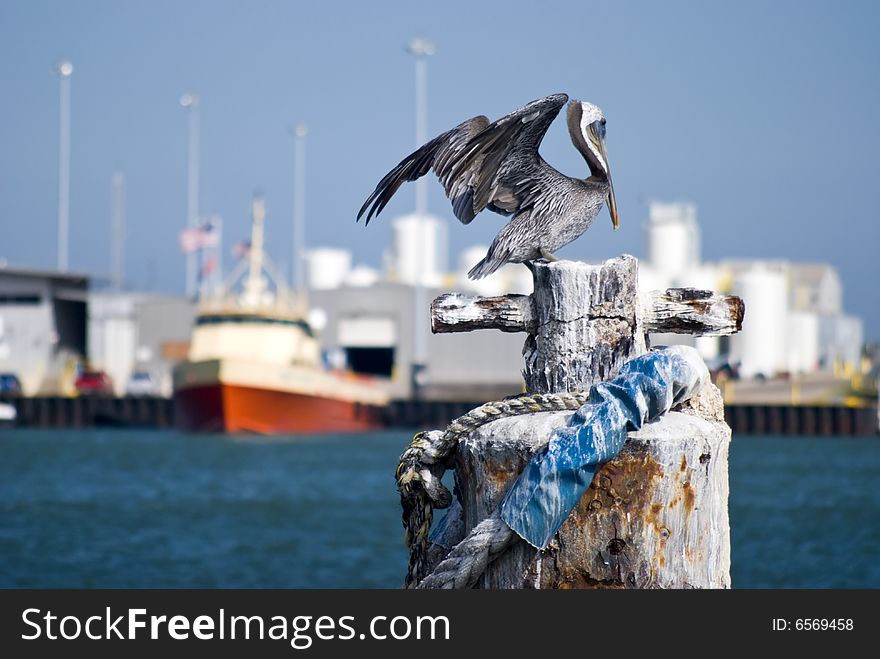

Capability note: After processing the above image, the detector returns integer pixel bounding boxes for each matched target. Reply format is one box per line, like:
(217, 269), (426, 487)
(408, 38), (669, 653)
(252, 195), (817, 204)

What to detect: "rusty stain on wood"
(683, 482), (696, 514)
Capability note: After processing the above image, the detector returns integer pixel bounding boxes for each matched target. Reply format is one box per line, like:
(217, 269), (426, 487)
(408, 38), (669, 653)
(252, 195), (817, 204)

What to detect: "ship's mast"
(244, 195), (267, 305)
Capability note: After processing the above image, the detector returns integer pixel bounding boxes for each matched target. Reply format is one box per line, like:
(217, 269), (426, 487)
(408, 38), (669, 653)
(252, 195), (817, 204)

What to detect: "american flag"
(178, 222), (219, 254)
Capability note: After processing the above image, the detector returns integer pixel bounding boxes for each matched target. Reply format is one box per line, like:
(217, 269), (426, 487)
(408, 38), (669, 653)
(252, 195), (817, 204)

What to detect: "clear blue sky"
(1, 0), (878, 339)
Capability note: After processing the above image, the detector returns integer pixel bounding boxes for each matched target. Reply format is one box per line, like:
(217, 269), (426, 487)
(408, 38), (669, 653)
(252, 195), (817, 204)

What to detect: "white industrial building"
(82, 200), (860, 404)
(639, 202), (863, 379)
(0, 267), (89, 395)
(88, 293), (196, 396)
(5, 193), (863, 404)
(0, 266), (198, 397)
(275, 201), (872, 400)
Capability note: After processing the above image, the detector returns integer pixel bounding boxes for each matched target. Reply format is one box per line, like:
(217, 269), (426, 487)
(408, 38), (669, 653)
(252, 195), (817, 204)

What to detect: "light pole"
(405, 37), (435, 395)
(111, 171), (125, 290)
(55, 60), (73, 272)
(180, 93), (200, 298)
(406, 37), (434, 218)
(290, 123), (307, 296)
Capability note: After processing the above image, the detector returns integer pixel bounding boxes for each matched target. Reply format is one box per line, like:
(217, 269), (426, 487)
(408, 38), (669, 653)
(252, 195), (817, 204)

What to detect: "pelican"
(357, 93), (618, 279)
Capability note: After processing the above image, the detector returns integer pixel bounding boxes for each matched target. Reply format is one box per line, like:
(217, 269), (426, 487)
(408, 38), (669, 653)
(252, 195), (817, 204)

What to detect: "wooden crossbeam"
(432, 288), (744, 337)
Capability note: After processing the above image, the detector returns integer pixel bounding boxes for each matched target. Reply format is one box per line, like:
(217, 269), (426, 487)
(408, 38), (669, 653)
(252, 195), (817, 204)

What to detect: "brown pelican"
(357, 93), (619, 278)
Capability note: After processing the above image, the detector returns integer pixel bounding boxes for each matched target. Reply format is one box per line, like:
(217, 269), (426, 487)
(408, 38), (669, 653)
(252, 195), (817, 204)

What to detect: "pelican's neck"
(566, 107), (594, 171)
(568, 117), (608, 181)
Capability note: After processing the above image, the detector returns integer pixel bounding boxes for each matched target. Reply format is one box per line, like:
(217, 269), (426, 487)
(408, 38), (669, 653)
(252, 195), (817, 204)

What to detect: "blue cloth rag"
(499, 345), (709, 549)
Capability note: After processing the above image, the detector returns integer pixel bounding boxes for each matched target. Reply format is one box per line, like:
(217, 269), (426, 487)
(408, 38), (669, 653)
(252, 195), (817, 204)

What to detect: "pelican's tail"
(467, 249), (507, 280)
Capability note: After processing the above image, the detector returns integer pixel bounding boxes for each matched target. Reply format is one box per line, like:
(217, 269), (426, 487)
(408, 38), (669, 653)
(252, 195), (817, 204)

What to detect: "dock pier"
(2, 396), (175, 429)
(1, 396), (875, 436)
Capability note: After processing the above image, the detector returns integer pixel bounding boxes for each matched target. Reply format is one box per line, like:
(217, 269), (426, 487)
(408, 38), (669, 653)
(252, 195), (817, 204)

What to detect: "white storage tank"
(305, 248), (351, 290)
(646, 202), (700, 280)
(345, 265), (380, 288)
(729, 263), (788, 378)
(391, 213), (448, 286)
(88, 293), (137, 396)
(786, 311), (820, 374)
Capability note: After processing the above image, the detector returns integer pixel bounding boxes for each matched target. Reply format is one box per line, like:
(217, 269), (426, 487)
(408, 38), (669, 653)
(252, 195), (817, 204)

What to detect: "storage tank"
(786, 312), (819, 374)
(344, 265), (380, 288)
(646, 202), (700, 280)
(391, 213), (448, 286)
(305, 248), (351, 290)
(729, 263), (788, 378)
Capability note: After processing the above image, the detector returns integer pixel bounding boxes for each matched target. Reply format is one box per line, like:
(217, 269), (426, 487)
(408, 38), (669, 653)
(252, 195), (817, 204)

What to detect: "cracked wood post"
(428, 255), (743, 588)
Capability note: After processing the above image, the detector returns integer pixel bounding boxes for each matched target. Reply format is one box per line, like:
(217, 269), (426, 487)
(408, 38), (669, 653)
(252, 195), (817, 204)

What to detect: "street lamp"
(180, 93), (200, 298)
(289, 123), (307, 295)
(55, 60), (73, 272)
(405, 37), (435, 396)
(405, 38), (434, 218)
(111, 171), (125, 291)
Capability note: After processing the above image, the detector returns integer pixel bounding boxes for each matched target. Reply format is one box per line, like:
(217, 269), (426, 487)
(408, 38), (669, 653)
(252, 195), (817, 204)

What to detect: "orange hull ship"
(174, 360), (386, 434)
(173, 196), (389, 434)
(175, 382), (384, 434)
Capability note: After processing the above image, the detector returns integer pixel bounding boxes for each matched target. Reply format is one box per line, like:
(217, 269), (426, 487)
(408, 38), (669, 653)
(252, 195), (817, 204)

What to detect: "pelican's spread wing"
(448, 93), (568, 217)
(357, 93), (569, 225)
(357, 116), (489, 225)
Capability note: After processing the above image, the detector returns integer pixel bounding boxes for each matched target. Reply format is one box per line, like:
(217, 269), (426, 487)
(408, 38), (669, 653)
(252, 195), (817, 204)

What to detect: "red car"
(75, 370), (114, 396)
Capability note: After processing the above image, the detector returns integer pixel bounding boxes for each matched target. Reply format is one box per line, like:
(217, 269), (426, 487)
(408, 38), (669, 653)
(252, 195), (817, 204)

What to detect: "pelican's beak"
(605, 174), (619, 231)
(589, 121), (619, 230)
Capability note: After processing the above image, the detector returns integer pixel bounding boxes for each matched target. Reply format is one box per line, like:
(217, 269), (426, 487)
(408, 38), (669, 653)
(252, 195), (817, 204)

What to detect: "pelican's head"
(567, 100), (619, 230)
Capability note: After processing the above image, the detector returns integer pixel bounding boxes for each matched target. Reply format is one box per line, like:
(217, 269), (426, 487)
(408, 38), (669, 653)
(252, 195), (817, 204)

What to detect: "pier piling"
(418, 255), (744, 588)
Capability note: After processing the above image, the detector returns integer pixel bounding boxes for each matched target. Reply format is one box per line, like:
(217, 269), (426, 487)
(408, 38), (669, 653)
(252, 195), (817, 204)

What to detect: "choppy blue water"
(0, 429), (877, 588)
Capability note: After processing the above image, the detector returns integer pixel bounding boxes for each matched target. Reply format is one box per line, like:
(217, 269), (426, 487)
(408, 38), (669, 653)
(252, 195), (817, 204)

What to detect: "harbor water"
(1, 429), (878, 588)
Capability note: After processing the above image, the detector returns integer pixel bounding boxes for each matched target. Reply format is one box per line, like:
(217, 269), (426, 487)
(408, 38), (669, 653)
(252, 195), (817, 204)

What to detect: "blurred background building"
(87, 293), (195, 397)
(0, 202), (869, 404)
(639, 201), (864, 380)
(0, 267), (87, 395)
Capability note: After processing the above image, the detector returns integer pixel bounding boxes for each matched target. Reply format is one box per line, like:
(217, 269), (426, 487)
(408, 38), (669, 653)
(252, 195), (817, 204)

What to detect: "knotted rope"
(416, 512), (514, 589)
(396, 392), (589, 588)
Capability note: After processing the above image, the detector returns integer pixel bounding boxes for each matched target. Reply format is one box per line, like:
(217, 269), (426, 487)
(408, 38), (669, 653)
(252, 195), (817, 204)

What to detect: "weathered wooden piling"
(426, 254), (743, 588)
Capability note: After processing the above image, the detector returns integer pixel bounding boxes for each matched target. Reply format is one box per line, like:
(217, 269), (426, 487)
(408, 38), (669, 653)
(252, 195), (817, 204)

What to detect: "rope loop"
(396, 391), (589, 587)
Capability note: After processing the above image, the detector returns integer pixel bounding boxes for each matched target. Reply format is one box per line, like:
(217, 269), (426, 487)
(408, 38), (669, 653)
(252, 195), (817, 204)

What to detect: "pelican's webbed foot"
(539, 248), (559, 262)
